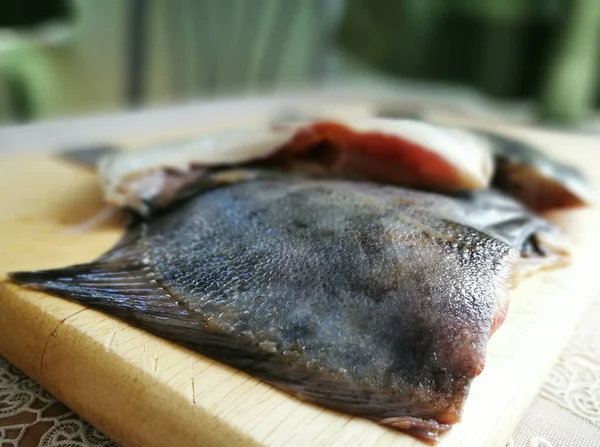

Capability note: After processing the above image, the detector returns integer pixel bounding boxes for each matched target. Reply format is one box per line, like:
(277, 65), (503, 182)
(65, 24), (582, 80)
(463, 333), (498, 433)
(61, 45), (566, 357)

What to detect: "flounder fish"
(10, 176), (569, 443)
(94, 118), (592, 217)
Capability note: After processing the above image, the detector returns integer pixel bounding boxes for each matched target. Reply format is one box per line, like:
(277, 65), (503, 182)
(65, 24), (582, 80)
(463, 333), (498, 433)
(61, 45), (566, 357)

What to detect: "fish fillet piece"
(98, 127), (296, 213)
(98, 119), (495, 214)
(10, 179), (567, 443)
(267, 119), (494, 191)
(475, 130), (595, 212)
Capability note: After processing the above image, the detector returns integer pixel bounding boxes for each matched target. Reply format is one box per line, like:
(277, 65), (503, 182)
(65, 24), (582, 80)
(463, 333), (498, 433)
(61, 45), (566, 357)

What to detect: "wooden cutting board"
(1, 121), (600, 447)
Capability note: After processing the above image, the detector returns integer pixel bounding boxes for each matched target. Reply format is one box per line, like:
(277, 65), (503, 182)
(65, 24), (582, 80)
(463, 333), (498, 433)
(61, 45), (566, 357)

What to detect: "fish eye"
(521, 233), (546, 257)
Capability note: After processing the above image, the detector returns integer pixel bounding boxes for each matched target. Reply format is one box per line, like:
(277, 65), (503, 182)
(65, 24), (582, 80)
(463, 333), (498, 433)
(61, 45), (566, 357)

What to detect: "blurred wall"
(0, 0), (336, 123)
(2, 1), (127, 119)
(337, 0), (600, 124)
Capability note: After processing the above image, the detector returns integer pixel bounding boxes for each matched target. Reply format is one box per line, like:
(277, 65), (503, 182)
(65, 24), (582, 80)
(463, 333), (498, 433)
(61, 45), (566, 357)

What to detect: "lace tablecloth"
(2, 296), (599, 447)
(0, 357), (116, 447)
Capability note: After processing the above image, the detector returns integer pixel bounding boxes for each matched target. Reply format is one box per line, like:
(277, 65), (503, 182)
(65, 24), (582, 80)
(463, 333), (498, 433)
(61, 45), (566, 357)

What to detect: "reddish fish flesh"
(98, 118), (495, 214)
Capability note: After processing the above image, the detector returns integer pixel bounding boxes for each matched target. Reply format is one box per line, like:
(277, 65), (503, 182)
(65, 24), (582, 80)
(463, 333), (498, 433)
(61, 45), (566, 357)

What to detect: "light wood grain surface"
(1, 107), (599, 447)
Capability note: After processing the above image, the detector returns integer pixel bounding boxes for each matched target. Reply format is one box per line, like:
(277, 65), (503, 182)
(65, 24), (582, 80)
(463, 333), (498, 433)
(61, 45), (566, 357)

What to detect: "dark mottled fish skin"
(12, 179), (552, 443)
(474, 130), (594, 212)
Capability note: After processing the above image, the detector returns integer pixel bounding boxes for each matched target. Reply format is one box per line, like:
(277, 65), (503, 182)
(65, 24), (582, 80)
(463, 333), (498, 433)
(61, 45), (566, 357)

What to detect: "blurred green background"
(1, 0), (599, 126)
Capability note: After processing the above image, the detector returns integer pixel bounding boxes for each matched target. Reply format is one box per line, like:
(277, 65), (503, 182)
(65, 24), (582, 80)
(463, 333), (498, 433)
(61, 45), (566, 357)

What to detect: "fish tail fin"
(9, 222), (158, 305)
(7, 257), (208, 350)
(7, 256), (170, 318)
(9, 259), (263, 367)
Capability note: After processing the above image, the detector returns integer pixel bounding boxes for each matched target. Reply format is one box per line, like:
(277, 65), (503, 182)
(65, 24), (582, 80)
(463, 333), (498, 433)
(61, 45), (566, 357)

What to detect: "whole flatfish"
(9, 178), (567, 443)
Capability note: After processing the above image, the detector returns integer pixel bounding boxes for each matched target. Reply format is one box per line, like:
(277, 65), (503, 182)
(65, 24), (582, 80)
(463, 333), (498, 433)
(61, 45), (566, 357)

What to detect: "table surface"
(1, 94), (600, 447)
